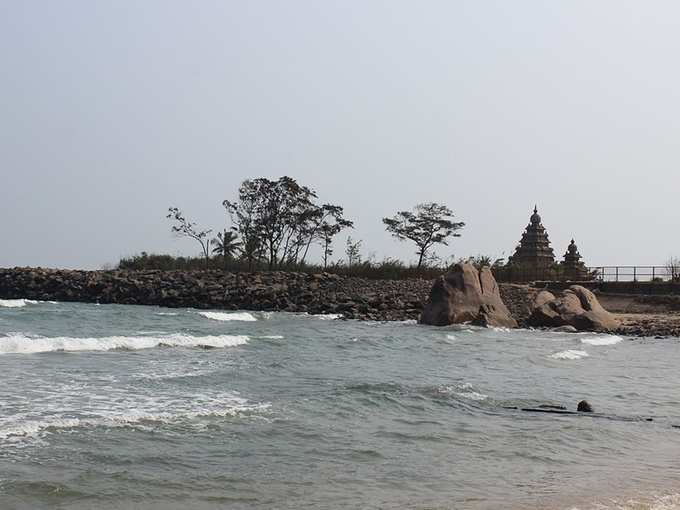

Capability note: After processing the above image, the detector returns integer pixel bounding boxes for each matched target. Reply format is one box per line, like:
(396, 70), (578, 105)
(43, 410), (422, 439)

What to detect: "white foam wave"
(0, 299), (39, 308)
(438, 384), (488, 401)
(0, 333), (249, 354)
(0, 396), (270, 442)
(198, 311), (257, 322)
(580, 335), (623, 346)
(312, 313), (343, 320)
(135, 368), (216, 381)
(446, 334), (457, 341)
(259, 335), (284, 339)
(156, 312), (178, 316)
(551, 349), (589, 360)
(456, 391), (488, 401)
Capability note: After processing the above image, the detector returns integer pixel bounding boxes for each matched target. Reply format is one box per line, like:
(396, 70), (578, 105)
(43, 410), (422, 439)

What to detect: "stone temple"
(508, 206), (555, 269)
(561, 238), (589, 280)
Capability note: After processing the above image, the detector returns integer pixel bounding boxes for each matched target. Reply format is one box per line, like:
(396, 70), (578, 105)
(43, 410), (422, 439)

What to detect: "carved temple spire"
(561, 238), (588, 280)
(508, 205), (555, 268)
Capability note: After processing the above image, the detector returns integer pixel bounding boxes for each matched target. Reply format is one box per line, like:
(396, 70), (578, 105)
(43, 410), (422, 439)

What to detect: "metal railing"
(588, 266), (675, 282)
(494, 265), (677, 283)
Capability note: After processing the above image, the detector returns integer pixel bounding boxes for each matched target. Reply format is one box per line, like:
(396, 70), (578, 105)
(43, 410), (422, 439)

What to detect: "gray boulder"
(420, 264), (518, 328)
(528, 285), (620, 332)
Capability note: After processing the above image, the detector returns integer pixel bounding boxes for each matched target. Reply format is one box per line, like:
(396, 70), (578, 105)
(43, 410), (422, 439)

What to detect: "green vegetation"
(118, 176), (472, 278)
(117, 251), (448, 280)
(138, 176), (468, 277)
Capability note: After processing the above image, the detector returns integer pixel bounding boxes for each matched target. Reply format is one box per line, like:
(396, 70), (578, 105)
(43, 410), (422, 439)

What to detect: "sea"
(1, 298), (679, 510)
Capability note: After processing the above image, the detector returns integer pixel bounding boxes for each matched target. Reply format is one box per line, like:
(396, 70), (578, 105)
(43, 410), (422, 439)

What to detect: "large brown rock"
(528, 285), (620, 331)
(420, 264), (518, 328)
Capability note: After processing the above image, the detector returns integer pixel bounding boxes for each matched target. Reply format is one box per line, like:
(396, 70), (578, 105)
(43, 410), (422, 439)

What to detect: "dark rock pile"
(5, 267), (674, 336)
(0, 267), (431, 321)
(498, 283), (540, 325)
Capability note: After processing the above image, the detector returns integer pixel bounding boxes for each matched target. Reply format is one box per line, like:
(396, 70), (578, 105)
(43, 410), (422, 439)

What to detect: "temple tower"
(561, 239), (588, 280)
(508, 206), (555, 269)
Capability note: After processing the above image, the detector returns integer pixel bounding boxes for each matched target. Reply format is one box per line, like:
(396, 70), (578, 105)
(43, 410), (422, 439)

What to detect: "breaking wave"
(198, 311), (257, 322)
(551, 349), (589, 360)
(0, 394), (270, 442)
(0, 333), (249, 354)
(580, 335), (623, 346)
(0, 299), (39, 308)
(437, 383), (489, 401)
(311, 313), (343, 320)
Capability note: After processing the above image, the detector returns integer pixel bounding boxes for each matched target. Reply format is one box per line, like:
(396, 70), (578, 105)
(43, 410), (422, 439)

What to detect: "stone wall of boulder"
(0, 268), (433, 321)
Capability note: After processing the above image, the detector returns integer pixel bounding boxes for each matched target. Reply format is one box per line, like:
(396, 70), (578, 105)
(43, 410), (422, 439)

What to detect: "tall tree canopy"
(224, 176), (351, 270)
(383, 202), (465, 268)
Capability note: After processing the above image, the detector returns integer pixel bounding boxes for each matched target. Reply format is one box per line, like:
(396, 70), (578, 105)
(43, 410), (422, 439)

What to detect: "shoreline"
(1, 267), (679, 338)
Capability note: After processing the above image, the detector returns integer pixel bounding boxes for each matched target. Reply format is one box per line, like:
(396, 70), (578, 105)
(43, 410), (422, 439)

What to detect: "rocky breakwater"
(420, 263), (518, 328)
(0, 267), (431, 321)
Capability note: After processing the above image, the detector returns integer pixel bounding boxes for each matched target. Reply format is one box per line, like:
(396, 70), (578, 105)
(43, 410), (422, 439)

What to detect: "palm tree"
(212, 230), (242, 269)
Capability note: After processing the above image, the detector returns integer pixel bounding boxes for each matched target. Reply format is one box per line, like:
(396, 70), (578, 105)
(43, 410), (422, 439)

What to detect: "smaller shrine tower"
(508, 206), (555, 269)
(561, 239), (588, 280)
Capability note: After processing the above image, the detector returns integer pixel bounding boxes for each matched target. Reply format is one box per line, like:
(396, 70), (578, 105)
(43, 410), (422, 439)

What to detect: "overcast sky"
(1, 0), (678, 269)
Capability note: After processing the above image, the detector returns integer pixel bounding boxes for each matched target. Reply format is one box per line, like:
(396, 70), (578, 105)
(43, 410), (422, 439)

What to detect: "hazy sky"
(1, 0), (678, 269)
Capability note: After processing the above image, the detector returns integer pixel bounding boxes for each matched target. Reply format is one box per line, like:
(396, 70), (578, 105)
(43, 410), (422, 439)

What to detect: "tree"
(319, 213), (354, 268)
(224, 176), (351, 269)
(166, 207), (213, 268)
(345, 236), (362, 267)
(383, 202), (465, 269)
(666, 256), (680, 282)
(223, 182), (262, 271)
(224, 177), (315, 269)
(212, 229), (242, 269)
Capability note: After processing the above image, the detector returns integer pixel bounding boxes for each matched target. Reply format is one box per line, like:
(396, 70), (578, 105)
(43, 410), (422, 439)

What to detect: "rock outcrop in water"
(419, 264), (518, 328)
(528, 285), (620, 332)
(577, 400), (593, 412)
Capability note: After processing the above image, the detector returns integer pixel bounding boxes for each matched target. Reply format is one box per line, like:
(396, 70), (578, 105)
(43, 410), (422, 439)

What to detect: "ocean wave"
(551, 349), (589, 360)
(311, 313), (343, 320)
(436, 383), (488, 401)
(135, 368), (217, 381)
(0, 333), (249, 354)
(580, 335), (623, 346)
(0, 299), (39, 308)
(156, 312), (179, 316)
(198, 311), (257, 322)
(0, 395), (270, 442)
(455, 391), (488, 401)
